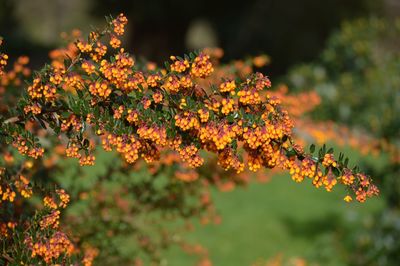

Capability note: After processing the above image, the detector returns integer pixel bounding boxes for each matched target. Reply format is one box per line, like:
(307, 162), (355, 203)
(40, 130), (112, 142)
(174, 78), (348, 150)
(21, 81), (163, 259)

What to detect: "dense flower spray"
(0, 14), (378, 203)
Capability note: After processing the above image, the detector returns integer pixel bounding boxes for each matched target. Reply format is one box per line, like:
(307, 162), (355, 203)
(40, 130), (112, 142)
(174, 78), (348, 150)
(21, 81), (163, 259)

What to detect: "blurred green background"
(1, 0), (399, 265)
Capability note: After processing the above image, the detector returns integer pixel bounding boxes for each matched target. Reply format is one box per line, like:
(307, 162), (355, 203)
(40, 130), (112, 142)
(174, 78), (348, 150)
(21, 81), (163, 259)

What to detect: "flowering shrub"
(0, 14), (379, 264)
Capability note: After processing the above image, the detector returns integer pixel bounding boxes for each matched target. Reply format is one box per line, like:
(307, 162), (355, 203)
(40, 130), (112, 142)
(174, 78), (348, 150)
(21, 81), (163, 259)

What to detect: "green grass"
(165, 146), (386, 265)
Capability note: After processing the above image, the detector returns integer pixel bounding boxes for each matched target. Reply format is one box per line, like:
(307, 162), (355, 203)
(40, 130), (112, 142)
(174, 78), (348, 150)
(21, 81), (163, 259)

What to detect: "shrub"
(0, 14), (379, 265)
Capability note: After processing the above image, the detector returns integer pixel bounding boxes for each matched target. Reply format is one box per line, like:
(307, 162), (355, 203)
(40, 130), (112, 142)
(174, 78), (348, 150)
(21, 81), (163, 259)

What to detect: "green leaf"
(324, 167), (329, 176)
(83, 139), (90, 148)
(344, 158), (349, 167)
(332, 167), (340, 177)
(77, 89), (84, 99)
(309, 144), (316, 153)
(285, 148), (297, 158)
(231, 139), (238, 150)
(226, 114), (235, 123)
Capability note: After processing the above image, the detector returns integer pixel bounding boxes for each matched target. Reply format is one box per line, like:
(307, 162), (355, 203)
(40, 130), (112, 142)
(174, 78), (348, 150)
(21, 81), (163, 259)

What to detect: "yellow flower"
(344, 195), (353, 202)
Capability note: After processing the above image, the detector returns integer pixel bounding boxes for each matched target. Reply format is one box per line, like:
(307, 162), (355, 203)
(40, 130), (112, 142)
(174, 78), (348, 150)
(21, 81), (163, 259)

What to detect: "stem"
(3, 116), (20, 124)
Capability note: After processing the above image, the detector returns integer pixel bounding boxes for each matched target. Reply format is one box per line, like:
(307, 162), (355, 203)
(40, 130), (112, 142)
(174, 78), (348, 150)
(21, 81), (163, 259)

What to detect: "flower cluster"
(24, 232), (74, 264)
(170, 56), (190, 73)
(14, 174), (32, 198)
(39, 210), (61, 229)
(89, 80), (112, 99)
(82, 246), (100, 266)
(56, 189), (70, 208)
(0, 39), (7, 76)
(112, 13), (128, 36)
(27, 78), (58, 101)
(0, 221), (16, 238)
(12, 137), (44, 159)
(44, 196), (58, 209)
(79, 154), (96, 166)
(219, 80), (236, 93)
(0, 185), (16, 202)
(190, 53), (214, 78)
(24, 103), (42, 115)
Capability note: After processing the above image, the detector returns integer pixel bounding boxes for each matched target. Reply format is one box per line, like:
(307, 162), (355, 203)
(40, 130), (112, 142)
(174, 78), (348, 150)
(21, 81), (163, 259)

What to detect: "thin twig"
(3, 116), (20, 124)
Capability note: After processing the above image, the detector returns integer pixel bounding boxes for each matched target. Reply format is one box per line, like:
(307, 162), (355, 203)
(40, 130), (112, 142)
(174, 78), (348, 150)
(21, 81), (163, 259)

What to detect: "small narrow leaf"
(310, 144), (316, 153)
